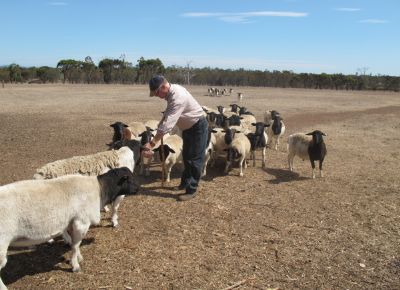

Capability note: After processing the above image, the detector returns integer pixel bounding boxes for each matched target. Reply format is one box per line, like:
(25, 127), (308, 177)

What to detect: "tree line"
(1, 56), (399, 92)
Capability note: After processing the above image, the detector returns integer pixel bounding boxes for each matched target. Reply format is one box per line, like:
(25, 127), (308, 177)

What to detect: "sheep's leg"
(275, 137), (279, 151)
(288, 153), (294, 171)
(165, 162), (172, 183)
(310, 160), (316, 179)
(224, 161), (231, 173)
(70, 219), (90, 272)
(202, 151), (211, 177)
(111, 195), (125, 227)
(0, 245), (8, 290)
(251, 150), (256, 167)
(319, 159), (324, 178)
(239, 156), (245, 177)
(262, 147), (266, 168)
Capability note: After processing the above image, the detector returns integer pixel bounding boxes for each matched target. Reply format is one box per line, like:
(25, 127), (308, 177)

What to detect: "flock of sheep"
(0, 100), (327, 290)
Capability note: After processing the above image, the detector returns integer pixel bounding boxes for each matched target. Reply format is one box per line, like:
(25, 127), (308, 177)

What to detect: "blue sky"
(1, 0), (399, 75)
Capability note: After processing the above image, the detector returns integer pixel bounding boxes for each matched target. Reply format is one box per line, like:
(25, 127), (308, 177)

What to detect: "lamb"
(33, 146), (135, 227)
(224, 133), (251, 177)
(267, 114), (286, 150)
(152, 134), (183, 182)
(0, 167), (139, 289)
(287, 130), (327, 179)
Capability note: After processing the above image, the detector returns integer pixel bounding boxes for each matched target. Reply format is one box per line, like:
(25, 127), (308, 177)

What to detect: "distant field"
(0, 84), (399, 289)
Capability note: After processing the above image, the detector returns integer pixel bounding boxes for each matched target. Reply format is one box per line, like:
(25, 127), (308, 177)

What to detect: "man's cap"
(149, 75), (165, 97)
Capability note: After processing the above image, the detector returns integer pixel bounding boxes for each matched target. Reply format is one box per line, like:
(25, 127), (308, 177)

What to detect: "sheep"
(224, 133), (251, 177)
(138, 127), (156, 176)
(239, 114), (257, 134)
(0, 167), (139, 289)
(238, 92), (243, 102)
(229, 104), (241, 114)
(33, 146), (135, 227)
(238, 106), (254, 116)
(266, 114), (286, 150)
(107, 139), (141, 166)
(263, 110), (280, 126)
(247, 122), (270, 167)
(287, 130), (327, 179)
(110, 121), (131, 143)
(152, 134), (183, 182)
(210, 127), (241, 167)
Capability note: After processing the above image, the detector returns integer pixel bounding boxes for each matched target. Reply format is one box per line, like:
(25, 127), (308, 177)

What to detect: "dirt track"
(0, 84), (399, 289)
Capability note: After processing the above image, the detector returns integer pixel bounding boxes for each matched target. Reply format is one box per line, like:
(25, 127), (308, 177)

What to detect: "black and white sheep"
(0, 167), (139, 289)
(33, 147), (135, 227)
(287, 130), (327, 178)
(267, 114), (286, 150)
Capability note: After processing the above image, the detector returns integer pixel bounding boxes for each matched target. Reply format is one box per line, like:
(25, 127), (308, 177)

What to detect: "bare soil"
(0, 84), (399, 290)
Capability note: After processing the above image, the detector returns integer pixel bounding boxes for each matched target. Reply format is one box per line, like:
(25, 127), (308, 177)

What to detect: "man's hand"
(142, 142), (154, 158)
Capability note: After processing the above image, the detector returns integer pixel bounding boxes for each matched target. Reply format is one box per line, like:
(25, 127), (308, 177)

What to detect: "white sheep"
(0, 167), (139, 290)
(152, 134), (183, 182)
(224, 133), (251, 177)
(33, 146), (135, 227)
(287, 130), (327, 178)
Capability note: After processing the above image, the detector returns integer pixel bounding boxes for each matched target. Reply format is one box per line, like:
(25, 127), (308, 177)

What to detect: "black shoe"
(178, 191), (197, 201)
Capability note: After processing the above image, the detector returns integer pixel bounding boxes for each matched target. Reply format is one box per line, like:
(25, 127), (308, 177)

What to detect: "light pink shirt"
(157, 84), (204, 134)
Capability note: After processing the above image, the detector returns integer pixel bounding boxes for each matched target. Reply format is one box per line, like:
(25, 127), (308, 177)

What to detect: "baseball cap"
(149, 75), (165, 97)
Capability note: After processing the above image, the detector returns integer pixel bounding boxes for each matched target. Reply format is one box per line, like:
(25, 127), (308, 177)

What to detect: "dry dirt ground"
(0, 84), (399, 290)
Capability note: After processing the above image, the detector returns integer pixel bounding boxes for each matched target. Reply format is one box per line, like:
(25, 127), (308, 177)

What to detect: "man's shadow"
(3, 238), (94, 285)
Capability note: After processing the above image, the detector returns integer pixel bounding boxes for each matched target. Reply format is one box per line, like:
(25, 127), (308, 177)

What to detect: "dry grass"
(0, 84), (399, 289)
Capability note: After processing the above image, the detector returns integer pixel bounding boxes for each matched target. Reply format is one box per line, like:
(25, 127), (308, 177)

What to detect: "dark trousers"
(180, 117), (208, 194)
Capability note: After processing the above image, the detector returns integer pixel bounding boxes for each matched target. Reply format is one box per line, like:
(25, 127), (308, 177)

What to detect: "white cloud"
(335, 8), (361, 12)
(48, 2), (68, 6)
(182, 11), (307, 23)
(359, 19), (388, 24)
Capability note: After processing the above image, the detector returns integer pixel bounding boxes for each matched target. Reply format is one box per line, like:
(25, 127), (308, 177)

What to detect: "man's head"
(149, 75), (169, 98)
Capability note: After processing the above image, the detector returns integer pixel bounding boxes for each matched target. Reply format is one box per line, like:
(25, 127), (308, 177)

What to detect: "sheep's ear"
(221, 130), (226, 133)
(168, 148), (176, 154)
(240, 117), (243, 119)
(236, 130), (242, 134)
(153, 147), (160, 152)
(211, 129), (217, 133)
(264, 124), (270, 127)
(322, 132), (327, 136)
(251, 123), (256, 126)
(305, 132), (313, 136)
(123, 124), (128, 127)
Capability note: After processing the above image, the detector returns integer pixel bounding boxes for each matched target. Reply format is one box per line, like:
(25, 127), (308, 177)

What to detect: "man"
(142, 75), (208, 201)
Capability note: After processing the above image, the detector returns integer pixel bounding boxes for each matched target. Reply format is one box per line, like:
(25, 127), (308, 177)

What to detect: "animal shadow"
(3, 238), (95, 285)
(263, 167), (308, 184)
